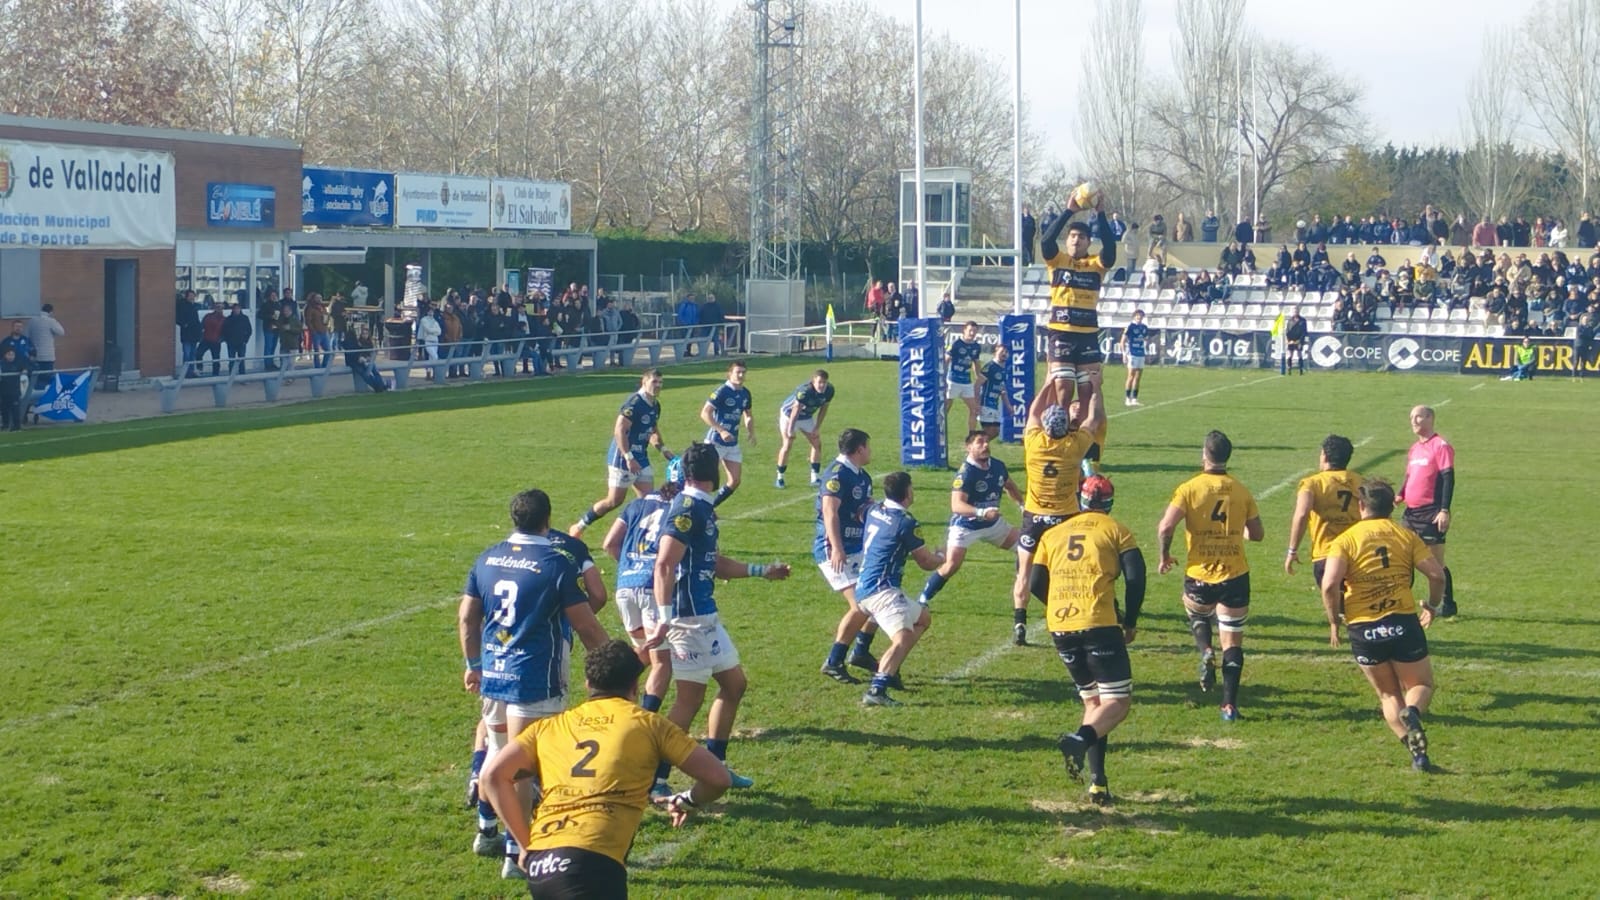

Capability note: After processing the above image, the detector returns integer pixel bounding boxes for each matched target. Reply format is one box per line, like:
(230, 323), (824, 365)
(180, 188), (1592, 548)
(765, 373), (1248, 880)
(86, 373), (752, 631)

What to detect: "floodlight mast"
(749, 0), (803, 284)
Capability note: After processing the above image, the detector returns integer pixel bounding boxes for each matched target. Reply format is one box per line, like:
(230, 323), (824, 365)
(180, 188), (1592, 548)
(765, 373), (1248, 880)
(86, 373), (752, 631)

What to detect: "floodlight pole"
(1012, 0), (1023, 315)
(914, 0), (926, 297)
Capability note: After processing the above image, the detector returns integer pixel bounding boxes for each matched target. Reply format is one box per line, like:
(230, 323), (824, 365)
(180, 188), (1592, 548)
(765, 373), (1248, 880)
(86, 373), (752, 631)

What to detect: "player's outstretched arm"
(660, 746), (733, 827)
(910, 544), (945, 572)
(1039, 203), (1073, 260)
(1027, 379), (1058, 429)
(1093, 210), (1118, 268)
(713, 556), (791, 581)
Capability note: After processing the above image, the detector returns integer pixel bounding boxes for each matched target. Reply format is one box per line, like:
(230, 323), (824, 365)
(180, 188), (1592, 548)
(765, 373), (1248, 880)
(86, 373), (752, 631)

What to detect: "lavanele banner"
(491, 179), (572, 231)
(998, 314), (1034, 443)
(0, 139), (174, 249)
(395, 174), (491, 229)
(301, 167), (394, 227)
(898, 317), (946, 468)
(206, 182), (275, 228)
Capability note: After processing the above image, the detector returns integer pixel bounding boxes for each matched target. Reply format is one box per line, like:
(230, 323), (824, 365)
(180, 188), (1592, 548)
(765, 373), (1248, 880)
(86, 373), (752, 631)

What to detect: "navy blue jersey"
(780, 380), (835, 420)
(546, 530), (596, 575)
(947, 338), (982, 384)
(855, 501), (926, 596)
(949, 457), (1011, 530)
(704, 381), (753, 447)
(978, 360), (1006, 412)
(465, 534), (588, 704)
(660, 487), (720, 617)
(813, 457), (875, 562)
(1124, 322), (1149, 357)
(607, 391), (660, 468)
(615, 493), (672, 589)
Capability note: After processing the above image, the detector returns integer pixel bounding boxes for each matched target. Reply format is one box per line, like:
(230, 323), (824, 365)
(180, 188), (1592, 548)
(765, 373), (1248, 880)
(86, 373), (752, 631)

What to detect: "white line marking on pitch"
(935, 375), (1281, 684)
(0, 597), (456, 735)
(1470, 383), (1485, 391)
(1257, 436), (1374, 501)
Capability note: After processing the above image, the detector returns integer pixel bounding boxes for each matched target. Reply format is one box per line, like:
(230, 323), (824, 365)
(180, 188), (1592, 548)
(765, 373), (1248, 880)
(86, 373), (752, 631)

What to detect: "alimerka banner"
(0, 139), (174, 249)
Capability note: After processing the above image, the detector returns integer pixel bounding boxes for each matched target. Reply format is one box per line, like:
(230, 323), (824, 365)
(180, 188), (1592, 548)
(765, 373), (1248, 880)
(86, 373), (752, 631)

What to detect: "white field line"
(1256, 436), (1374, 501)
(1470, 382), (1485, 391)
(936, 374), (1285, 684)
(0, 596), (455, 735)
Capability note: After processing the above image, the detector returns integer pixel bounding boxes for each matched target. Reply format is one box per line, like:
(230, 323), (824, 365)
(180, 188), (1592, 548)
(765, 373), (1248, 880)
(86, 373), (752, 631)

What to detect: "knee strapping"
(1218, 610), (1249, 633)
(1075, 370), (1095, 387)
(1186, 609), (1217, 637)
(1050, 364), (1077, 382)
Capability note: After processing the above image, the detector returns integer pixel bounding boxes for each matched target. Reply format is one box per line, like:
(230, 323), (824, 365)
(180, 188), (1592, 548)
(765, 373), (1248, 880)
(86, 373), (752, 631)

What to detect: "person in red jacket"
(199, 300), (226, 376)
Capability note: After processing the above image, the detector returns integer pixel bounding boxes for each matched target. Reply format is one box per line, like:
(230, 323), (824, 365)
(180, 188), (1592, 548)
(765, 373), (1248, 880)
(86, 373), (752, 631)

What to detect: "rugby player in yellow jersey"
(1011, 380), (1103, 646)
(1040, 190), (1117, 431)
(1319, 478), (1446, 771)
(1285, 434), (1363, 584)
(1030, 475), (1145, 807)
(481, 640), (732, 897)
(1156, 430), (1264, 721)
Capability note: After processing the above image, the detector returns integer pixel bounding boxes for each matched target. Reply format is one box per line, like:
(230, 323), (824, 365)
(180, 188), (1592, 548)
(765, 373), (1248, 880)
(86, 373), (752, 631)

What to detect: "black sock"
(713, 485), (735, 507)
(777, 464), (787, 474)
(1442, 566), (1454, 608)
(810, 462), (820, 476)
(1221, 647), (1244, 707)
(1087, 735), (1108, 783)
(1013, 607), (1027, 626)
(1075, 724), (1099, 745)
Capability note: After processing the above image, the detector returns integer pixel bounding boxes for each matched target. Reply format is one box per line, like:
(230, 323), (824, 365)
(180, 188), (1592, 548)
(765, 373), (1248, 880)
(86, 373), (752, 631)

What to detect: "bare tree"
(1243, 41), (1363, 211)
(177, 0), (281, 136)
(1517, 0), (1600, 212)
(1142, 0), (1247, 219)
(1078, 0), (1145, 219)
(260, 0), (371, 155)
(1459, 33), (1534, 223)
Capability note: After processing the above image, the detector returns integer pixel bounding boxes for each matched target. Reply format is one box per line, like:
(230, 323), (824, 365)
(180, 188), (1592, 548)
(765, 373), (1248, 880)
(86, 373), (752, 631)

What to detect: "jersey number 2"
(570, 740), (601, 778)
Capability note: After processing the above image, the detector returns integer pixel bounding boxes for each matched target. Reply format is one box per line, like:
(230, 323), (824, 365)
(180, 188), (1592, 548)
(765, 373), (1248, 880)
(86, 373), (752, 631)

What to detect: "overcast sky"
(732, 0), (1531, 168)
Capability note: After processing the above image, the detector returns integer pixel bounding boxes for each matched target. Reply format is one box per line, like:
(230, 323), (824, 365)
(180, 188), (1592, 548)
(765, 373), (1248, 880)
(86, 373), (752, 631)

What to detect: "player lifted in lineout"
(1040, 182), (1117, 430)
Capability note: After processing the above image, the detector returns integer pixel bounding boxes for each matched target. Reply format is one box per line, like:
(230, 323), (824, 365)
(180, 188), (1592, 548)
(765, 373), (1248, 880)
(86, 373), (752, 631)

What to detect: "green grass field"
(3, 359), (1599, 898)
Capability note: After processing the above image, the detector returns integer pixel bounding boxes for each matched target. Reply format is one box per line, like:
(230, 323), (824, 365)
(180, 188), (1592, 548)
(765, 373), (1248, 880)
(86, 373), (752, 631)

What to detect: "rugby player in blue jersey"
(774, 369), (834, 488)
(649, 443), (791, 792)
(816, 428), (884, 684)
(974, 343), (1013, 440)
(945, 321), (985, 436)
(917, 430), (1023, 607)
(700, 359), (755, 507)
(570, 369), (676, 538)
(458, 488), (611, 879)
(856, 471), (947, 707)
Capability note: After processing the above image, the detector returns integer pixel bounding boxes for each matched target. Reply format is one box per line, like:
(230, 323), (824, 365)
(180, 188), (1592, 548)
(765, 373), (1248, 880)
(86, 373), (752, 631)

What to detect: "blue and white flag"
(898, 317), (945, 468)
(32, 369), (94, 423)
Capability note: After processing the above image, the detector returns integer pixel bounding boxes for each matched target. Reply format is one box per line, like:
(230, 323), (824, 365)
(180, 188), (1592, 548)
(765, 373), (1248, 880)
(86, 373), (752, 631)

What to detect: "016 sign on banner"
(0, 139), (174, 249)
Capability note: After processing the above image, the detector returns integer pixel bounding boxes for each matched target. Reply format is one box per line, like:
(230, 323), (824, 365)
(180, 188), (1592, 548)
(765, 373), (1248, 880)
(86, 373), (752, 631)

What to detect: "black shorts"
(1183, 572), (1250, 609)
(1051, 626), (1133, 698)
(1312, 559), (1327, 586)
(1019, 509), (1074, 553)
(524, 847), (628, 899)
(1403, 505), (1446, 545)
(1348, 613), (1429, 666)
(1046, 331), (1104, 367)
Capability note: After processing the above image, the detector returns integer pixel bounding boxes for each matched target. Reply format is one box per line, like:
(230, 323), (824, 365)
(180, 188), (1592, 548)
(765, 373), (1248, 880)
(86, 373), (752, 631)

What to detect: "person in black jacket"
(176, 290), (202, 377)
(343, 325), (388, 392)
(222, 301), (254, 374)
(1282, 311), (1308, 375)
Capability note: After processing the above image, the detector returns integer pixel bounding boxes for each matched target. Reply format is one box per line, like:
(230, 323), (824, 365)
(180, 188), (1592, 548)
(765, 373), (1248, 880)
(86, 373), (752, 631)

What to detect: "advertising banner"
(1305, 331), (1463, 372)
(1458, 336), (1599, 377)
(301, 167), (393, 227)
(0, 139), (174, 249)
(491, 179), (572, 231)
(898, 317), (945, 468)
(395, 174), (491, 229)
(527, 268), (554, 297)
(206, 182), (276, 228)
(999, 314), (1034, 443)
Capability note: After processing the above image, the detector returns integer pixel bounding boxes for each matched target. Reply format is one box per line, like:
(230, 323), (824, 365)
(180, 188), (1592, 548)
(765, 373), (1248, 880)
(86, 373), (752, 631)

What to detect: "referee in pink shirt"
(1400, 406), (1456, 617)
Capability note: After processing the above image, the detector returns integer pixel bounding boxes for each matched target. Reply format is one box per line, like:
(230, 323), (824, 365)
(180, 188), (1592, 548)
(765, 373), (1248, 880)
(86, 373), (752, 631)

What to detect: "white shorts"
(859, 587), (927, 635)
(607, 463), (654, 489)
(780, 411), (818, 437)
(615, 585), (663, 635)
(481, 694), (566, 727)
(668, 614), (740, 684)
(818, 552), (864, 592)
(978, 407), (1002, 425)
(947, 380), (976, 400)
(948, 517), (1015, 549)
(1127, 354), (1145, 371)
(712, 442), (743, 463)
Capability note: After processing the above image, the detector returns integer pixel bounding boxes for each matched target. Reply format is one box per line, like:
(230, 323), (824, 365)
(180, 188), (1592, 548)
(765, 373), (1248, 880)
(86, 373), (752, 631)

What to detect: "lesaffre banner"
(0, 139), (174, 249)
(301, 167), (394, 227)
(999, 314), (1034, 443)
(898, 317), (946, 468)
(491, 179), (572, 231)
(395, 174), (490, 229)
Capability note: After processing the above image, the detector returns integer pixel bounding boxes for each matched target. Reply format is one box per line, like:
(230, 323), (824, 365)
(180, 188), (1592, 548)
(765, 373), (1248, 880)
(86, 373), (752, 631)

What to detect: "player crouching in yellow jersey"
(1030, 474), (1144, 807)
(1319, 478), (1446, 772)
(481, 640), (732, 897)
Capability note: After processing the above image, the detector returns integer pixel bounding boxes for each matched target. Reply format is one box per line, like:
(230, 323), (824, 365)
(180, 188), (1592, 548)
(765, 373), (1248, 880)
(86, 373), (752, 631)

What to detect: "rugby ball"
(1069, 181), (1103, 212)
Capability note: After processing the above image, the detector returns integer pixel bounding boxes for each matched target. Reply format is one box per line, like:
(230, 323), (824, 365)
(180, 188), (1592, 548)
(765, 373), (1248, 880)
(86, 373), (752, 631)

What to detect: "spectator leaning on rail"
(675, 292), (701, 357)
